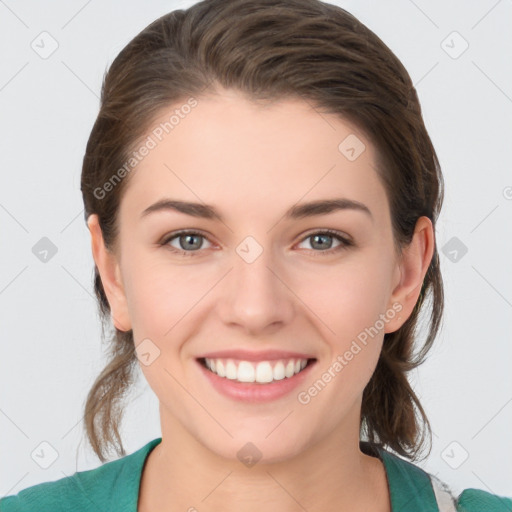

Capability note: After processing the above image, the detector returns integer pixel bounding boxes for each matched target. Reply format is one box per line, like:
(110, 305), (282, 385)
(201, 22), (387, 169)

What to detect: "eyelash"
(159, 229), (354, 258)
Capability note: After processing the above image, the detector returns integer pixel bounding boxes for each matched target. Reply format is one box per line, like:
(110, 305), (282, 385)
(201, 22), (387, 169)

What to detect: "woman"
(1, 0), (510, 510)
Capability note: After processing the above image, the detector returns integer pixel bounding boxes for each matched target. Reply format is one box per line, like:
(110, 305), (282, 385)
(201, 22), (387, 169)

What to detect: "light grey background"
(1, 0), (511, 500)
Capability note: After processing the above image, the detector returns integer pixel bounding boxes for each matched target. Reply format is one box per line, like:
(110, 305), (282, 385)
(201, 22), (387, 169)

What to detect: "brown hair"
(81, 0), (444, 463)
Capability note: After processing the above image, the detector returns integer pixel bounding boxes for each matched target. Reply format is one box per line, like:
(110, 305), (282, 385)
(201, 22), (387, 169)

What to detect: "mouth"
(197, 356), (317, 384)
(196, 356), (317, 402)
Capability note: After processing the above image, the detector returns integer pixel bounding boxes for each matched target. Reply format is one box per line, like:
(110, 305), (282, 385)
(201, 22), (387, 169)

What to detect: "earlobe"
(385, 216), (435, 333)
(87, 214), (132, 332)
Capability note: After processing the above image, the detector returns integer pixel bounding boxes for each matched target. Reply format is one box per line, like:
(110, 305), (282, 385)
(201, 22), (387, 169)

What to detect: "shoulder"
(0, 472), (92, 512)
(374, 444), (511, 512)
(0, 438), (162, 512)
(456, 488), (512, 512)
(429, 473), (512, 511)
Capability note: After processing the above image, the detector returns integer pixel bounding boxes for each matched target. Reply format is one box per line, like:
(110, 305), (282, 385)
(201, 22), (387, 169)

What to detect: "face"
(89, 88), (427, 464)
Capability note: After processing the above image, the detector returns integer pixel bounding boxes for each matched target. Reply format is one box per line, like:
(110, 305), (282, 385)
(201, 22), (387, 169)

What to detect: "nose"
(218, 239), (295, 335)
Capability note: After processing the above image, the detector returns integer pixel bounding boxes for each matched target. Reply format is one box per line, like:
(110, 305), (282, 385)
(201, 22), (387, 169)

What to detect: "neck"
(138, 408), (390, 512)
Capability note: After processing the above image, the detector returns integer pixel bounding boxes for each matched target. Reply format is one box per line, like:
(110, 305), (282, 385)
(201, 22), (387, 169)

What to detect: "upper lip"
(196, 349), (316, 362)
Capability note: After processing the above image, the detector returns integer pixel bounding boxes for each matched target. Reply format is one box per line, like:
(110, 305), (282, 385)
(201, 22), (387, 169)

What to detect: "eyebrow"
(140, 197), (373, 223)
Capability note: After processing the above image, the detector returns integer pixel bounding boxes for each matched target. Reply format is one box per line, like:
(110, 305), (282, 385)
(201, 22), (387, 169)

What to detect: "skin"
(88, 88), (434, 512)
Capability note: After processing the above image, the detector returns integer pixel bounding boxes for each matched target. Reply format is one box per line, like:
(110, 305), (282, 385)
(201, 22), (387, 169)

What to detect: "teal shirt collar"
(362, 441), (440, 511)
(4, 436), (510, 511)
(82, 437), (439, 511)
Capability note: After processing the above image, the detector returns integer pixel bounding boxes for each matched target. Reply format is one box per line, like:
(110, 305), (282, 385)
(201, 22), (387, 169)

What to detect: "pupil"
(182, 234), (201, 250)
(312, 234), (331, 250)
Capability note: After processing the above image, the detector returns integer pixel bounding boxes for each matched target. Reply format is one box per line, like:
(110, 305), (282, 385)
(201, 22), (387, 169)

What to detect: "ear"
(384, 216), (435, 333)
(87, 214), (132, 332)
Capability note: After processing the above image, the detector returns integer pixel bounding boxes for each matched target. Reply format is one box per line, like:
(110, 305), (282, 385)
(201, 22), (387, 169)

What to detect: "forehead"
(120, 90), (388, 225)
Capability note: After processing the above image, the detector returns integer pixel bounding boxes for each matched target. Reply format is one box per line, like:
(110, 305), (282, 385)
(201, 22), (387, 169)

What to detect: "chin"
(201, 425), (311, 467)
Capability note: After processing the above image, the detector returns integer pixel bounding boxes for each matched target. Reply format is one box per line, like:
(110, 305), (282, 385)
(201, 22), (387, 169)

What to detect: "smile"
(199, 357), (315, 384)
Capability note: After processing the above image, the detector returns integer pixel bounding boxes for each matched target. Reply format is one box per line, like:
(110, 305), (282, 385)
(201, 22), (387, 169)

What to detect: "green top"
(1, 437), (510, 511)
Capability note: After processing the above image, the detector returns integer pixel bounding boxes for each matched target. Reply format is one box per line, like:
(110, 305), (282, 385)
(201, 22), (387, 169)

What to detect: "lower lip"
(196, 359), (316, 403)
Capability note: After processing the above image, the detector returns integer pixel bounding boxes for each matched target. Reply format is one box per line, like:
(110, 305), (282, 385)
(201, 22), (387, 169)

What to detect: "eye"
(160, 230), (213, 257)
(296, 229), (353, 255)
(160, 229), (353, 258)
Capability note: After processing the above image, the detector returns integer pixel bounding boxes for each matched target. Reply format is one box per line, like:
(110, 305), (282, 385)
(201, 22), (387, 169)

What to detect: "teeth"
(238, 361), (255, 382)
(273, 361), (285, 380)
(203, 357), (310, 384)
(226, 361), (237, 380)
(216, 360), (225, 377)
(255, 361), (273, 383)
(285, 360), (295, 378)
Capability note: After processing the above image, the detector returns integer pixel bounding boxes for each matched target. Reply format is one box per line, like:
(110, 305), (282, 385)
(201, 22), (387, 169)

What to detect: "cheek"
(293, 251), (395, 343)
(123, 256), (206, 335)
(291, 250), (394, 402)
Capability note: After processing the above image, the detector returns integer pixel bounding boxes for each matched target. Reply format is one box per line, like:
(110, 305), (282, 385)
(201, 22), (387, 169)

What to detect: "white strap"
(430, 473), (458, 512)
